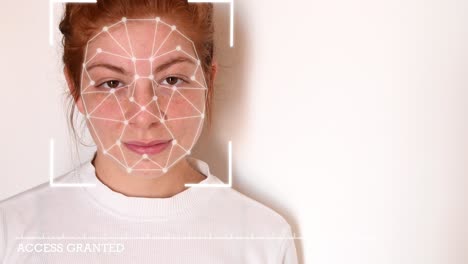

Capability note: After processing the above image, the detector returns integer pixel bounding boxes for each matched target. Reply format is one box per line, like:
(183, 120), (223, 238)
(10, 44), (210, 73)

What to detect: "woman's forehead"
(84, 18), (197, 64)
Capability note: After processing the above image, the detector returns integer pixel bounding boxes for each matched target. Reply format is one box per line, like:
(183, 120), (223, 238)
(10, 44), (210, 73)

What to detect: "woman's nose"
(126, 77), (163, 128)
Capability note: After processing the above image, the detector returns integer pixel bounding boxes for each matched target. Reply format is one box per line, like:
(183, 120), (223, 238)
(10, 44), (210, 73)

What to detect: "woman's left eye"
(99, 80), (125, 89)
(161, 76), (184, 86)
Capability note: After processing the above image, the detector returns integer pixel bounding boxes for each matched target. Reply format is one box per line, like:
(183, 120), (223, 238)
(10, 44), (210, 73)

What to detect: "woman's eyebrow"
(86, 63), (129, 75)
(155, 57), (195, 73)
(85, 57), (194, 74)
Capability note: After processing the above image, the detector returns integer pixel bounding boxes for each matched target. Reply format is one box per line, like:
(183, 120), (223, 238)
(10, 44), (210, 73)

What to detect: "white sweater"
(0, 158), (298, 263)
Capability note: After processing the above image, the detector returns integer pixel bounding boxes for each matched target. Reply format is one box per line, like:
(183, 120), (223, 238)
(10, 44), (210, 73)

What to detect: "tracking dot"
(86, 114), (91, 119)
(123, 120), (129, 125)
(172, 139), (177, 145)
(172, 86), (177, 91)
(142, 154), (148, 159)
(153, 96), (158, 101)
(149, 57), (155, 62)
(102, 26), (108, 32)
(96, 48), (102, 53)
(122, 17), (127, 22)
(197, 60), (201, 65)
(200, 113), (205, 119)
(190, 76), (195, 80)
(132, 57), (137, 62)
(103, 150), (108, 155)
(160, 118), (165, 124)
(156, 17), (160, 22)
(82, 63), (86, 67)
(171, 25), (176, 31)
(129, 97), (135, 102)
(186, 150), (191, 155)
(149, 74), (154, 80)
(141, 106), (146, 111)
(90, 81), (95, 86)
(127, 168), (132, 173)
(135, 74), (140, 80)
(116, 140), (121, 146)
(176, 45), (181, 51)
(162, 168), (168, 173)
(110, 88), (115, 94)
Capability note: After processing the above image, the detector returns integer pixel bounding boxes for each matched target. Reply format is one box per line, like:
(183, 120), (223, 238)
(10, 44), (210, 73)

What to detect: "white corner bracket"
(49, 138), (96, 188)
(50, 138), (233, 188)
(185, 140), (233, 188)
(187, 0), (234, 47)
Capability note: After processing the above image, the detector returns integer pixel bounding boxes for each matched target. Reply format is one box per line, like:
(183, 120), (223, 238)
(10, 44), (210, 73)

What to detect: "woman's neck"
(92, 152), (207, 198)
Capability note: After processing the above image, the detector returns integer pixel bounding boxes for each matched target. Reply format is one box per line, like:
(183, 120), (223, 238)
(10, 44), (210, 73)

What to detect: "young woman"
(0, 0), (298, 263)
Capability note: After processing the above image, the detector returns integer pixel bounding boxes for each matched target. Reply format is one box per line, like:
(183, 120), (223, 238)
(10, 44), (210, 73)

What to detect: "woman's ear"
(63, 67), (85, 114)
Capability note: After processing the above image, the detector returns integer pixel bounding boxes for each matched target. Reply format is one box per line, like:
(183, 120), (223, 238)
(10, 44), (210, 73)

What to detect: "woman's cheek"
(166, 99), (192, 122)
(89, 94), (126, 120)
(85, 97), (124, 145)
(167, 99), (204, 148)
(167, 92), (205, 116)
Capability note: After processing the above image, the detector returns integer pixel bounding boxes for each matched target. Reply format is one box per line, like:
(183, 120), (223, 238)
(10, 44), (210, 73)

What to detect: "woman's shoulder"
(0, 166), (89, 262)
(0, 167), (81, 212)
(210, 183), (293, 235)
(190, 158), (292, 233)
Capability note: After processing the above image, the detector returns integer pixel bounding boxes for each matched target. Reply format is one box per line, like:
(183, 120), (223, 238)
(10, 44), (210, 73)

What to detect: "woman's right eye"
(98, 80), (125, 89)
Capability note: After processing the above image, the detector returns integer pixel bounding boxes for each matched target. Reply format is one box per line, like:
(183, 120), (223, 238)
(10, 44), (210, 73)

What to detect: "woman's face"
(77, 17), (207, 175)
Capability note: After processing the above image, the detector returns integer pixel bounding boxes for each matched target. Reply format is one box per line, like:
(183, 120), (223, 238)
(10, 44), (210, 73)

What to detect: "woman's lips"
(123, 139), (172, 156)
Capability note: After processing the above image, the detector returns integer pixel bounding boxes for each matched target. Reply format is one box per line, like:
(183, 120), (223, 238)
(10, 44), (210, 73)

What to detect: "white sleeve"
(278, 225), (299, 264)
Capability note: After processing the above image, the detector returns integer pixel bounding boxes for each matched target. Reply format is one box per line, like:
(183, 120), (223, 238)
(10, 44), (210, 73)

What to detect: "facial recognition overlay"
(81, 17), (207, 176)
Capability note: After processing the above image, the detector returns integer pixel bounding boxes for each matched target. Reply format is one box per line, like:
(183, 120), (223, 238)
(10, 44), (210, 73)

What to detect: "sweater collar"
(77, 156), (222, 220)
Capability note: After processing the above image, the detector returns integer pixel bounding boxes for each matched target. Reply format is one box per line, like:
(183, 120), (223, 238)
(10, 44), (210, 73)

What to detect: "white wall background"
(1, 0), (467, 263)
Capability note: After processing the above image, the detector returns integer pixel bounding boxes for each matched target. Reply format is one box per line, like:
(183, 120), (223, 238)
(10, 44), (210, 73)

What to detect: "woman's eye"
(99, 80), (125, 89)
(162, 76), (184, 86)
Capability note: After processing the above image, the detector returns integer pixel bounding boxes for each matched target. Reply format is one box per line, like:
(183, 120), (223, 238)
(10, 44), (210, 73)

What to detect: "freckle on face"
(80, 18), (208, 174)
